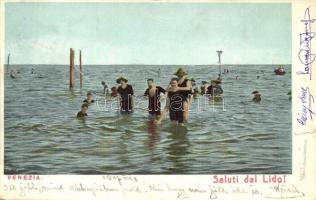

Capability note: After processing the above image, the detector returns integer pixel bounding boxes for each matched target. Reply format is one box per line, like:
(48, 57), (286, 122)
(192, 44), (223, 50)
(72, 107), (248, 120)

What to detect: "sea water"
(4, 64), (291, 174)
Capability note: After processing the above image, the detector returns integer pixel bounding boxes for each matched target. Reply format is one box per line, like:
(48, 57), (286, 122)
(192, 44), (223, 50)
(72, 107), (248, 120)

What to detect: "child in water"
(83, 92), (95, 104)
(101, 81), (109, 95)
(77, 103), (89, 118)
(252, 91), (261, 103)
(110, 87), (118, 97)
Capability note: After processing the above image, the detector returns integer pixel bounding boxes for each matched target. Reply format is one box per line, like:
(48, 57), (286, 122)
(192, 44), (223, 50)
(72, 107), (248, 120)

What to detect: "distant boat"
(274, 66), (286, 75)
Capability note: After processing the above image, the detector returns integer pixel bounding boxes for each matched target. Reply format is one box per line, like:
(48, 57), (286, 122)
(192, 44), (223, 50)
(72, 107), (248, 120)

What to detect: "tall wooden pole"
(217, 50), (223, 76)
(79, 50), (83, 89)
(7, 53), (10, 73)
(69, 48), (75, 88)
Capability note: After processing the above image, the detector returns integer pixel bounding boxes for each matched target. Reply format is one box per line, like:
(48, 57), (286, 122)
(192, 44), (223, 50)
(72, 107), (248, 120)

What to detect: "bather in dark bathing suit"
(168, 91), (184, 123)
(83, 99), (95, 104)
(77, 111), (87, 118)
(178, 79), (192, 102)
(207, 85), (223, 96)
(117, 84), (134, 112)
(144, 86), (166, 115)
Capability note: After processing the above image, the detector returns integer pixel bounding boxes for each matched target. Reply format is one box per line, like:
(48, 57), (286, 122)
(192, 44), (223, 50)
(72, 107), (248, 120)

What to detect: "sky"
(5, 3), (291, 65)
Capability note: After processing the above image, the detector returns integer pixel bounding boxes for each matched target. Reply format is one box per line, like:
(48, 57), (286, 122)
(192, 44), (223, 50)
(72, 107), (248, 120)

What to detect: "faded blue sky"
(5, 3), (291, 65)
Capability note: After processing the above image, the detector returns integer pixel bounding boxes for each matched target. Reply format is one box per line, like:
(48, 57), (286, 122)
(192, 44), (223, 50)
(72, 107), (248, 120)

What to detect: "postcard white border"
(0, 0), (315, 199)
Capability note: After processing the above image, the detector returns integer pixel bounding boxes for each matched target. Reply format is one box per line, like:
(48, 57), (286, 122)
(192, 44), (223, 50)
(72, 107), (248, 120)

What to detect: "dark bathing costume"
(144, 86), (166, 115)
(117, 84), (134, 112)
(83, 99), (95, 103)
(77, 111), (87, 118)
(207, 85), (223, 96)
(168, 91), (184, 123)
(207, 85), (215, 96)
(178, 79), (192, 102)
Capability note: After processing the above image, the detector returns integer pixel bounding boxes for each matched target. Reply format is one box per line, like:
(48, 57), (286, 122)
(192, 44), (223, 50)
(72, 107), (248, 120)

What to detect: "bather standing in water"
(144, 79), (166, 117)
(101, 81), (109, 95)
(207, 80), (222, 96)
(217, 73), (222, 81)
(287, 90), (291, 101)
(200, 81), (208, 95)
(190, 78), (199, 98)
(168, 68), (192, 122)
(252, 91), (261, 103)
(156, 78), (185, 126)
(110, 86), (118, 98)
(10, 70), (16, 79)
(83, 92), (95, 104)
(117, 77), (134, 113)
(77, 103), (89, 118)
(192, 87), (200, 99)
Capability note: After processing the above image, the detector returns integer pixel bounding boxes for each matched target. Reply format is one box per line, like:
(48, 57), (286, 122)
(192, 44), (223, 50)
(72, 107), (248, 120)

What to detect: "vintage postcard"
(0, 0), (315, 199)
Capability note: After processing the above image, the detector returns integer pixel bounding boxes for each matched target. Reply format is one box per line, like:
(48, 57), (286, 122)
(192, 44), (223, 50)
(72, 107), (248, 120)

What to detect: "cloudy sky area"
(5, 3), (291, 65)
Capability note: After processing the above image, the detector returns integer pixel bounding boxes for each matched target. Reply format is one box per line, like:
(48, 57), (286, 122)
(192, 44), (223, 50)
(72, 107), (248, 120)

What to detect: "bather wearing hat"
(252, 90), (261, 103)
(207, 80), (223, 97)
(116, 76), (128, 84)
(169, 68), (193, 122)
(172, 68), (192, 101)
(116, 76), (134, 112)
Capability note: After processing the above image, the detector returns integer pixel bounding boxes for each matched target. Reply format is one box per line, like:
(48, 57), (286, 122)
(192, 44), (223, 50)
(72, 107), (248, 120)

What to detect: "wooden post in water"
(7, 53), (10, 73)
(79, 50), (83, 89)
(69, 48), (75, 88)
(216, 50), (223, 76)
